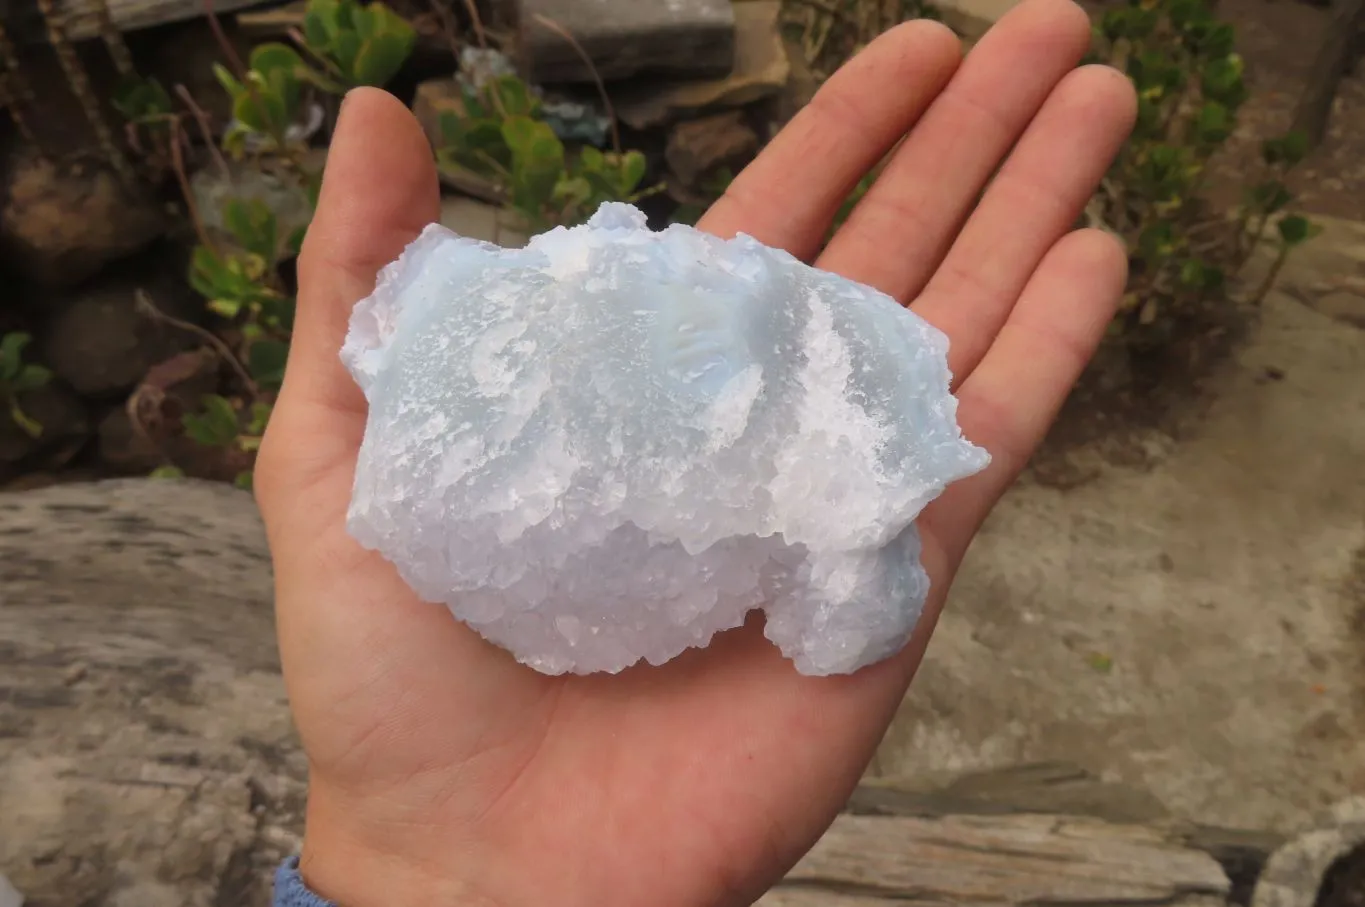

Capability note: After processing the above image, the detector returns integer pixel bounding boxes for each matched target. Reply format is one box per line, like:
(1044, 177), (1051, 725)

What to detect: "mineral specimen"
(341, 204), (989, 676)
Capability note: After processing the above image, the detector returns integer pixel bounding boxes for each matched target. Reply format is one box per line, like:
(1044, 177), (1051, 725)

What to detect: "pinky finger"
(922, 228), (1128, 563)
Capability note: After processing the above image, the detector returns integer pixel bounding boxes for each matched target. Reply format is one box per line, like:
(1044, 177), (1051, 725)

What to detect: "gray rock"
(935, 0), (1020, 41)
(0, 148), (165, 291)
(44, 284), (195, 398)
(96, 407), (165, 475)
(613, 0), (789, 130)
(0, 381), (89, 466)
(497, 0), (736, 84)
(1251, 798), (1365, 907)
(439, 194), (528, 247)
(0, 874), (20, 907)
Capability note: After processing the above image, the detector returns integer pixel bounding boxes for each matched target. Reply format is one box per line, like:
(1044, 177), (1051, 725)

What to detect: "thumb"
(256, 87), (440, 526)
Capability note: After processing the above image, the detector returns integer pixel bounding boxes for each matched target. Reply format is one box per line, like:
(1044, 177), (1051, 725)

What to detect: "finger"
(921, 228), (1127, 563)
(915, 65), (1136, 383)
(284, 87), (441, 423)
(818, 0), (1093, 300)
(698, 18), (961, 260)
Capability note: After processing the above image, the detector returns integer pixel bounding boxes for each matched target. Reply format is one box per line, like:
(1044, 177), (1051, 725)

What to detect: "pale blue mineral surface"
(342, 203), (990, 676)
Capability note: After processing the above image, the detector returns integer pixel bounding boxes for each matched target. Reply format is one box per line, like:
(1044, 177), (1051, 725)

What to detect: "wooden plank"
(848, 762), (1169, 824)
(774, 812), (1231, 905)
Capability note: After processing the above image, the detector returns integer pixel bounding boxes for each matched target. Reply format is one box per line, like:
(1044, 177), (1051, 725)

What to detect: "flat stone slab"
(935, 0), (1022, 40)
(615, 1), (790, 130)
(439, 195), (528, 248)
(497, 0), (736, 84)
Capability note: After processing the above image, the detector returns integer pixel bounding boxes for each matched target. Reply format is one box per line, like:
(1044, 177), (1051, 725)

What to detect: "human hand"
(253, 1), (1135, 903)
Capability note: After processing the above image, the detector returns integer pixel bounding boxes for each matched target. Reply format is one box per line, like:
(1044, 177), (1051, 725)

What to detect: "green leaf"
(302, 1), (333, 51)
(1246, 180), (1293, 214)
(297, 67), (351, 96)
(223, 197), (280, 263)
(1137, 221), (1177, 262)
(501, 115), (543, 156)
(7, 397), (41, 437)
(112, 75), (173, 122)
(212, 62), (245, 99)
(1195, 101), (1232, 146)
(232, 82), (283, 135)
(337, 0), (359, 29)
(1276, 214), (1320, 246)
(247, 401), (274, 436)
(1200, 54), (1246, 107)
(11, 364), (52, 393)
(1179, 258), (1208, 288)
(259, 294), (297, 333)
(577, 145), (605, 172)
(222, 123), (250, 160)
(248, 339), (290, 390)
(207, 298), (244, 319)
(332, 30), (364, 78)
(491, 75), (537, 117)
(149, 465), (186, 479)
(553, 175), (592, 210)
(188, 247), (221, 298)
(0, 332), (30, 382)
(182, 394), (240, 448)
(502, 116), (565, 212)
(352, 29), (414, 86)
(1281, 130), (1309, 165)
(621, 151), (648, 195)
(1099, 8), (1128, 40)
(1264, 129), (1310, 167)
(251, 42), (307, 78)
(234, 470), (255, 490)
(1197, 22), (1235, 58)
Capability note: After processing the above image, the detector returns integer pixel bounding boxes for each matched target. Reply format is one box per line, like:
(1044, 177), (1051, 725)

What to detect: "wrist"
(298, 787), (503, 907)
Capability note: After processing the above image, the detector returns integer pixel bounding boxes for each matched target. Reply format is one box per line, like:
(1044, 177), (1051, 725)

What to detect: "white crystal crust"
(342, 203), (989, 676)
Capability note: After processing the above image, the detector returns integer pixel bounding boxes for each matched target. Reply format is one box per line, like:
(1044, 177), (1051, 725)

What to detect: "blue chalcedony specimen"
(341, 203), (989, 676)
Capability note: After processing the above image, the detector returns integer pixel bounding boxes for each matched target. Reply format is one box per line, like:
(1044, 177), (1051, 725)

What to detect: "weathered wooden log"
(1291, 0), (1365, 148)
(0, 479), (1312, 907)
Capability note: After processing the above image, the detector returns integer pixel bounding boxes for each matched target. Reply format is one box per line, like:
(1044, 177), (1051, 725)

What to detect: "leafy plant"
(214, 0), (413, 155)
(301, 0), (417, 90)
(112, 75), (174, 125)
(0, 332), (52, 439)
(781, 0), (941, 82)
(182, 394), (242, 448)
(437, 73), (659, 231)
(216, 43), (309, 154)
(1090, 0), (1317, 338)
(180, 395), (272, 488)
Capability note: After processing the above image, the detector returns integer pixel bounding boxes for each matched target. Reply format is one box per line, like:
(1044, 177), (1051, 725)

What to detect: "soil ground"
(874, 257), (1365, 832)
(873, 0), (1365, 828)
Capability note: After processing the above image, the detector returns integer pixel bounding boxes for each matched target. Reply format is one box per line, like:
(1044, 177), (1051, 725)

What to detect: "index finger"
(698, 19), (961, 260)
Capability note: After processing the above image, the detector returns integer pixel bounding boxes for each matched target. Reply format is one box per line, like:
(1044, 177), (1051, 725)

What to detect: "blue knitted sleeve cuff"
(275, 856), (336, 907)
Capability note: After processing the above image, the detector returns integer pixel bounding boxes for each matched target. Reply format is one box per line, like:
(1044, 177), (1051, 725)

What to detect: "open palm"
(254, 2), (1135, 903)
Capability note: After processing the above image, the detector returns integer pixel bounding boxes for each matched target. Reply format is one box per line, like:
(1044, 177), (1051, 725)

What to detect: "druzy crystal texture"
(342, 204), (989, 676)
